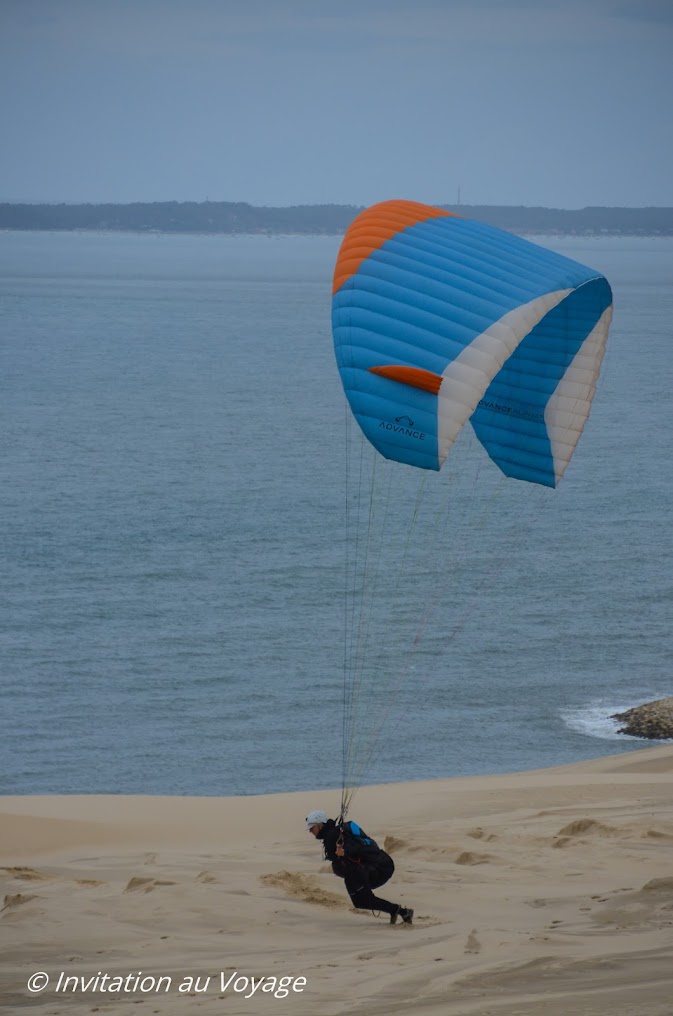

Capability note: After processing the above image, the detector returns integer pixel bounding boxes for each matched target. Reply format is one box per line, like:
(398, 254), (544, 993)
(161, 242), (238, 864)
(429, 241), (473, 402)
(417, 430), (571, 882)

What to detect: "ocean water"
(1, 229), (672, 798)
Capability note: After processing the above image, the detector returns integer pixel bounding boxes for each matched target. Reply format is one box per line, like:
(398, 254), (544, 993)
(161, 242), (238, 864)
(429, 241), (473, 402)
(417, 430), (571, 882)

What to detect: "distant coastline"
(1, 200), (672, 236)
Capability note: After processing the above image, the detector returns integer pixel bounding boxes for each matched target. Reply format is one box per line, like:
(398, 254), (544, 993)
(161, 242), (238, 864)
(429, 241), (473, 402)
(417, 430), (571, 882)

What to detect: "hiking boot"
(390, 905), (413, 925)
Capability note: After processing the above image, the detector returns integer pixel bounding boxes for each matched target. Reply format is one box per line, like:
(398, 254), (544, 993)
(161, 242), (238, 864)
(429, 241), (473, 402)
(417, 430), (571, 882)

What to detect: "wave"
(560, 697), (673, 742)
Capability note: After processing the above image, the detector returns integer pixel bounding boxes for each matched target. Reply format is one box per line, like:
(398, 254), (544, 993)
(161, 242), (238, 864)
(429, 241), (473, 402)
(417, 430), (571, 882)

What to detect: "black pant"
(342, 853), (397, 915)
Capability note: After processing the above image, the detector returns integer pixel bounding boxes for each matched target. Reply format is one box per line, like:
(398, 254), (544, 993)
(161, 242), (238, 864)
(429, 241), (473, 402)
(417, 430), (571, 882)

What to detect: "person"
(305, 809), (413, 925)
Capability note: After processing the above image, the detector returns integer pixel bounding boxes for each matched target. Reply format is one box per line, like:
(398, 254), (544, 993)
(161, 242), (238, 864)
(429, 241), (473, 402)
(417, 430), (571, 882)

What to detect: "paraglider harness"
(335, 818), (380, 864)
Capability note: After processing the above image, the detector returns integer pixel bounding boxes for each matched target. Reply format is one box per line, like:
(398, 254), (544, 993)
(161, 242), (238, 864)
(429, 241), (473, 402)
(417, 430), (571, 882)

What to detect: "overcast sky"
(1, 0), (671, 207)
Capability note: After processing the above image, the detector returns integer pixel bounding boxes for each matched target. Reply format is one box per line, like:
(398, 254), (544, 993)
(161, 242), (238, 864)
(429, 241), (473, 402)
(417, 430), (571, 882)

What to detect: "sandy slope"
(2, 745), (673, 1016)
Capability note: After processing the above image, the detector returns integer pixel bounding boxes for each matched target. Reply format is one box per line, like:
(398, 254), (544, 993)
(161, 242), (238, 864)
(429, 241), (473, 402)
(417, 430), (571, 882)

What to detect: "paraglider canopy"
(332, 199), (613, 488)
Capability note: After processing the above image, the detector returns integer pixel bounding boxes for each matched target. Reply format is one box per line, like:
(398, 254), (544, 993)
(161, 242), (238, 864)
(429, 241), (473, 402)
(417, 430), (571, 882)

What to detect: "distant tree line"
(1, 200), (671, 235)
(0, 201), (360, 234)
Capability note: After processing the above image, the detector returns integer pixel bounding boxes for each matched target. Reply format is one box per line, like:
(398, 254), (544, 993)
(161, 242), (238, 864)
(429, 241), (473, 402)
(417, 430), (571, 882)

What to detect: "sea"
(1, 229), (672, 798)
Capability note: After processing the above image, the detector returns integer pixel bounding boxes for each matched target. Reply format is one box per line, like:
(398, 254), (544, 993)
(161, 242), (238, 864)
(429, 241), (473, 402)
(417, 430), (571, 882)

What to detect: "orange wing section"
(368, 364), (443, 395)
(333, 199), (459, 296)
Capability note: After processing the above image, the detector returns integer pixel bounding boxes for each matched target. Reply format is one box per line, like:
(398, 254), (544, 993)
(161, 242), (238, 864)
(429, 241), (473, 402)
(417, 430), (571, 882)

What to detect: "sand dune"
(2, 744), (673, 1015)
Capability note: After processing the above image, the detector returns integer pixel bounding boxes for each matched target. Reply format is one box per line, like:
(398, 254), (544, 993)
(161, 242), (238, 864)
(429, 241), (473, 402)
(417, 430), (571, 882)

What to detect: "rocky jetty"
(612, 697), (673, 740)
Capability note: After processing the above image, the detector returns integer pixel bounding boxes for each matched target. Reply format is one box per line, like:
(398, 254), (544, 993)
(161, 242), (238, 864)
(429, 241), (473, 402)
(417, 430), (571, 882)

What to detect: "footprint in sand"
(124, 877), (177, 894)
(195, 872), (218, 883)
(455, 851), (492, 866)
(642, 828), (673, 840)
(465, 929), (481, 953)
(466, 828), (497, 842)
(591, 877), (673, 929)
(641, 877), (673, 893)
(2, 893), (38, 911)
(552, 818), (623, 848)
(2, 867), (49, 882)
(383, 835), (408, 853)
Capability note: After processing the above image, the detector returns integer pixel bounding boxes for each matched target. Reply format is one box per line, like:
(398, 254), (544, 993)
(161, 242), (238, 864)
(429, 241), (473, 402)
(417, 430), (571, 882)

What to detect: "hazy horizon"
(1, 197), (672, 210)
(2, 0), (672, 209)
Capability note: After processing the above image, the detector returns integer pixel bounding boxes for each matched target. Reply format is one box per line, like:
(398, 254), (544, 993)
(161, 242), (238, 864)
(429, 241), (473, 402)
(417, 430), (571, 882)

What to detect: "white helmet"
(305, 809), (329, 829)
